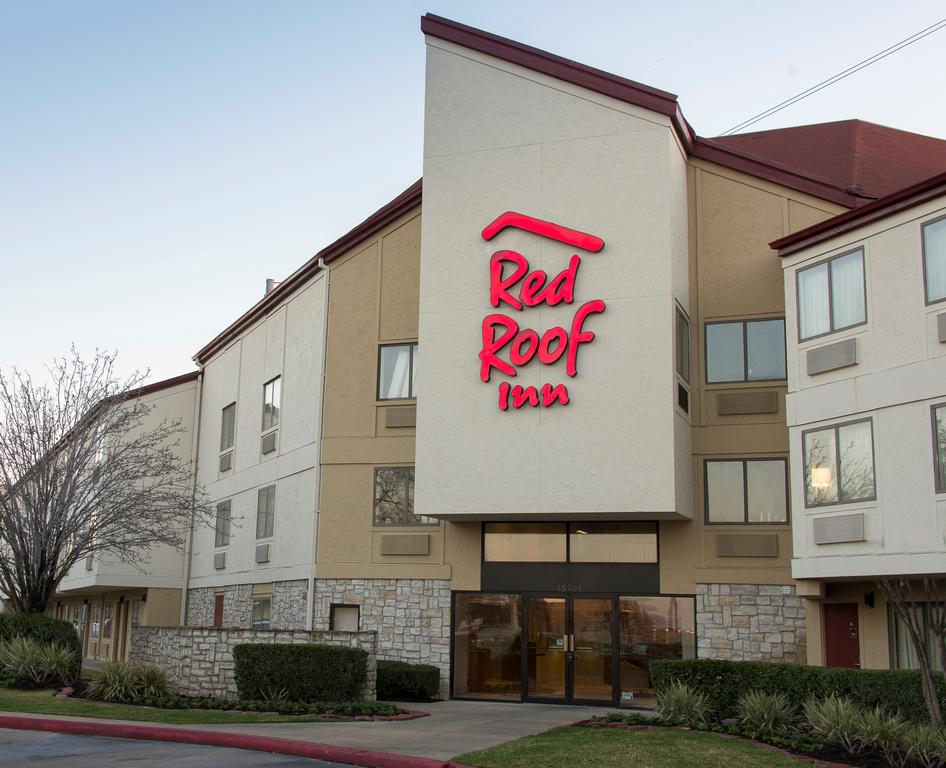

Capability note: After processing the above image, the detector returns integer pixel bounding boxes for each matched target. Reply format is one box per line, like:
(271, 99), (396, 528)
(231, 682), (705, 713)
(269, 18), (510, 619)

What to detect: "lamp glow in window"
(811, 467), (833, 488)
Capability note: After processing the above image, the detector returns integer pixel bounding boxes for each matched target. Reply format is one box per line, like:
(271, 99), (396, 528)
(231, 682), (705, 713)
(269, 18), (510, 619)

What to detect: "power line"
(634, 1), (756, 78)
(719, 17), (946, 136)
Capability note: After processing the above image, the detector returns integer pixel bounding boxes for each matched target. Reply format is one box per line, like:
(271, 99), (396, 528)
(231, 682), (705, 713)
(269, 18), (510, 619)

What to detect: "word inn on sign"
(478, 211), (607, 411)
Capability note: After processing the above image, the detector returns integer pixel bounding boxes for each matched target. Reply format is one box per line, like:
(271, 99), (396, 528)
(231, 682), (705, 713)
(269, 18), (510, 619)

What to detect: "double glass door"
(526, 595), (614, 704)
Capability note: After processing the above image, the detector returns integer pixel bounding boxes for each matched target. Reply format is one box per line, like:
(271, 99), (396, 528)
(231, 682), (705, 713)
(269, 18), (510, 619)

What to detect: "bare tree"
(877, 577), (946, 726)
(0, 349), (210, 614)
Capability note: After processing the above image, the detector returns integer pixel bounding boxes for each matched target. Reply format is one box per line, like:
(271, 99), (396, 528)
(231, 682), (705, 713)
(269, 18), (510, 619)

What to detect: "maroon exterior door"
(213, 594), (224, 628)
(824, 603), (860, 668)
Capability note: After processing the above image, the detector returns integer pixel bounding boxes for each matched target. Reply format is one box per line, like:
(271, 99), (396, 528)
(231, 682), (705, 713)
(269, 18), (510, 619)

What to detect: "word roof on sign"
(479, 211), (606, 411)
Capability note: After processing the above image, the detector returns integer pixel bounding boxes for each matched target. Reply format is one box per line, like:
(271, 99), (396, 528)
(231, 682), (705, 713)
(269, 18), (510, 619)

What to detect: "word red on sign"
(479, 211), (606, 411)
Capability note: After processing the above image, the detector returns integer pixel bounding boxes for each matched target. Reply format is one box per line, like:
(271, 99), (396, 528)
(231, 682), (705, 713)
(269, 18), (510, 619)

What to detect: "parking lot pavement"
(0, 728), (352, 767)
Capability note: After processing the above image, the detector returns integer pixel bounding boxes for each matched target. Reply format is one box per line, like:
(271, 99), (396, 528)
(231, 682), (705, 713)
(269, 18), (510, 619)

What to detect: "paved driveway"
(0, 728), (349, 767)
(200, 700), (617, 760)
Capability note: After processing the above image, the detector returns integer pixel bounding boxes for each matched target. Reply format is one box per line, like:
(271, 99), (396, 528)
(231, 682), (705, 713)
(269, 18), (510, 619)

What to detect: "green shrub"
(737, 690), (797, 735)
(856, 704), (911, 767)
(0, 636), (78, 688)
(650, 658), (945, 722)
(904, 724), (946, 768)
(84, 661), (169, 702)
(655, 680), (710, 725)
(377, 660), (440, 701)
(0, 614), (80, 683)
(233, 644), (367, 702)
(803, 696), (864, 756)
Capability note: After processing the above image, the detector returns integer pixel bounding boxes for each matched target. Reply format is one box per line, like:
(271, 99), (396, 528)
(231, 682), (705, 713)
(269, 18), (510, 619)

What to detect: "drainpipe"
(307, 256), (331, 631)
(179, 369), (204, 626)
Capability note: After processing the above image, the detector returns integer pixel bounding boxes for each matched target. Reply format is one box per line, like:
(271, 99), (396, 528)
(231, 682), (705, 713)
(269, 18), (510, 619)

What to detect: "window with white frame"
(704, 459), (788, 524)
(219, 403), (235, 471)
(890, 604), (944, 672)
(378, 344), (418, 400)
(924, 217), (946, 304)
(256, 485), (275, 539)
(796, 249), (866, 340)
(803, 419), (875, 506)
(933, 404), (946, 493)
(262, 377), (281, 430)
(214, 500), (231, 548)
(705, 319), (786, 383)
(372, 466), (437, 526)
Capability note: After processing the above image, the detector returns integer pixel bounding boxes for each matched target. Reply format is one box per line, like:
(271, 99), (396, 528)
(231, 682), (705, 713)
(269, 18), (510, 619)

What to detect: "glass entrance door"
(525, 595), (615, 704)
(571, 597), (614, 703)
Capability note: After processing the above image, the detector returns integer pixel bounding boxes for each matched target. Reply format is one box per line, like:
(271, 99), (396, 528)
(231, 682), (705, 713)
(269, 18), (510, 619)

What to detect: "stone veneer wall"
(185, 580), (308, 629)
(313, 578), (451, 698)
(271, 580), (308, 629)
(696, 584), (806, 663)
(130, 626), (377, 700)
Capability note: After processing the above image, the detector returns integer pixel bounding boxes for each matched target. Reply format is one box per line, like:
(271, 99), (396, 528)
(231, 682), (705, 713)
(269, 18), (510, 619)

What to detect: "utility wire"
(634, 1), (756, 78)
(719, 17), (946, 136)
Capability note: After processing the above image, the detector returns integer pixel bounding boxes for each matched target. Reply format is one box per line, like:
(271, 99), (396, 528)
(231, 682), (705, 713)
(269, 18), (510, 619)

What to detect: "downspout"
(307, 256), (330, 631)
(179, 369), (204, 626)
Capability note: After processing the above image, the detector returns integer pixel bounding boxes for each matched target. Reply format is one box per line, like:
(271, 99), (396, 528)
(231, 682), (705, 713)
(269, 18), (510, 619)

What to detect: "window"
(214, 500), (231, 548)
(483, 522), (658, 562)
(378, 344), (418, 400)
(803, 419), (875, 506)
(262, 377), (281, 432)
(705, 319), (786, 383)
(923, 216), (946, 304)
(372, 467), (436, 525)
(330, 604), (360, 631)
(220, 403), (236, 451)
(675, 306), (690, 383)
(797, 249), (866, 340)
(890, 604), (943, 672)
(933, 405), (946, 493)
(256, 485), (275, 539)
(251, 597), (271, 630)
(704, 459), (788, 523)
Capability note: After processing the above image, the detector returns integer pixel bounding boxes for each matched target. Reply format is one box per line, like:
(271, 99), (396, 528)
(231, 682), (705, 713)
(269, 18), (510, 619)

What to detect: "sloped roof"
(707, 120), (946, 206)
(771, 169), (946, 256)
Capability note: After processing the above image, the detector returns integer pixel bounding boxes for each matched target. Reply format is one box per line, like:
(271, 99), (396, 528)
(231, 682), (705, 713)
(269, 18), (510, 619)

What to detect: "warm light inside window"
(811, 467), (833, 488)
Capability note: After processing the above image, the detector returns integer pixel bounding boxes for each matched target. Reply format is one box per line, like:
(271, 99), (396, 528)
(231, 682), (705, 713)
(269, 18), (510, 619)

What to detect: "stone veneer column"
(271, 580), (308, 629)
(696, 583), (807, 663)
(313, 578), (451, 698)
(185, 587), (215, 626)
(222, 584), (253, 627)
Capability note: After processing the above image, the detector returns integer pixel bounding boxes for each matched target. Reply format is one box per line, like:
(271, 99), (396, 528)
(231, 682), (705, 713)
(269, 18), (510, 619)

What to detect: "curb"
(0, 714), (474, 768)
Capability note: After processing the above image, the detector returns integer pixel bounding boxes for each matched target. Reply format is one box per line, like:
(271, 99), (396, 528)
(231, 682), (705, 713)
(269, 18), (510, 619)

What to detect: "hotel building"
(50, 15), (946, 704)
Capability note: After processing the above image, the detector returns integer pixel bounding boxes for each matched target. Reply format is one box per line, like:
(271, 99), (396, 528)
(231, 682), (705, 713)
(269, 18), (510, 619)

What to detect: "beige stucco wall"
(782, 195), (946, 581)
(661, 161), (842, 595)
(317, 209), (451, 581)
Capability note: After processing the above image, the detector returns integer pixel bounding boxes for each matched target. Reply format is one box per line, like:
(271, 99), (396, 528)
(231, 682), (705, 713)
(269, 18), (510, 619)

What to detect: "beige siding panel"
(379, 215), (422, 342)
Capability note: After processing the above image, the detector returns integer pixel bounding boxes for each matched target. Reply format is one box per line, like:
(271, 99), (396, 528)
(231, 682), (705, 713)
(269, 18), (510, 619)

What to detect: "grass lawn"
(0, 687), (342, 725)
(456, 726), (810, 768)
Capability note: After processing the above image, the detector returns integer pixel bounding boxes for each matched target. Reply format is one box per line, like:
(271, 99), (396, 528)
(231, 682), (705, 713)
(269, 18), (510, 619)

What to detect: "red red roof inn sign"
(479, 211), (606, 411)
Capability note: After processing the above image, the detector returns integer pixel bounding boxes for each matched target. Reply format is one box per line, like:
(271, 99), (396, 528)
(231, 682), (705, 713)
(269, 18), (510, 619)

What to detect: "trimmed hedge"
(650, 659), (946, 723)
(233, 644), (367, 702)
(125, 695), (401, 717)
(0, 614), (81, 682)
(377, 660), (440, 701)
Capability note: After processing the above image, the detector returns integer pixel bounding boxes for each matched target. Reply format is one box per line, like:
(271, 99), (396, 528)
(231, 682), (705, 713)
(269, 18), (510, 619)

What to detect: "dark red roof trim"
(691, 138), (861, 208)
(421, 14), (868, 209)
(194, 179), (422, 363)
(421, 14), (694, 149)
(124, 370), (199, 401)
(771, 170), (946, 256)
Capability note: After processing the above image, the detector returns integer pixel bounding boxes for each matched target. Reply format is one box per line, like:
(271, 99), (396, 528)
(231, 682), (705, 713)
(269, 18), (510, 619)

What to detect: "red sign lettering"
(479, 212), (606, 410)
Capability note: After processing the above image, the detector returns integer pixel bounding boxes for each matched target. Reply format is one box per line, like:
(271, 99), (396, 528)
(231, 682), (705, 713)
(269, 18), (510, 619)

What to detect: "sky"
(2, 0), (945, 384)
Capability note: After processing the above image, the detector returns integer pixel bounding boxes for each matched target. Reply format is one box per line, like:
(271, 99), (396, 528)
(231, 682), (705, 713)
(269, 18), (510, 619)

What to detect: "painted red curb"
(0, 714), (474, 768)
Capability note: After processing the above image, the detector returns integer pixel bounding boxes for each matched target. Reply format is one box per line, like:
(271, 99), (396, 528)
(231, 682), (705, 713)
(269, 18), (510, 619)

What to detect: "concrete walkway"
(198, 700), (621, 760)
